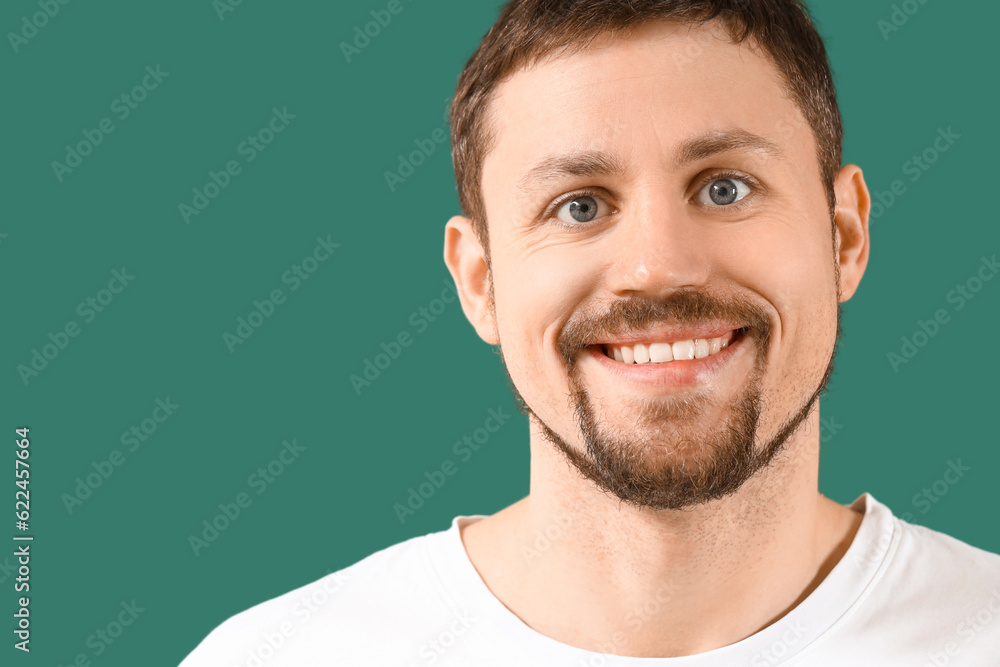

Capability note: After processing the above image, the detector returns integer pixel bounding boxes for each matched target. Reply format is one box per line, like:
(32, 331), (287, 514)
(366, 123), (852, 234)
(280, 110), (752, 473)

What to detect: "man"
(182, 1), (1000, 664)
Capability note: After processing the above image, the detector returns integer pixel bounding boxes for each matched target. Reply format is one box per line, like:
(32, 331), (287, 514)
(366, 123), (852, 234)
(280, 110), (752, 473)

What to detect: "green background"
(1, 0), (997, 664)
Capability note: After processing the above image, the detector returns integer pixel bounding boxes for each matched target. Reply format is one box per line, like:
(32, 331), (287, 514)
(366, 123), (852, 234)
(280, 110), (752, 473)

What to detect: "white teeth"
(648, 342), (673, 363)
(633, 343), (650, 364)
(672, 340), (695, 361)
(608, 333), (737, 365)
(621, 345), (634, 364)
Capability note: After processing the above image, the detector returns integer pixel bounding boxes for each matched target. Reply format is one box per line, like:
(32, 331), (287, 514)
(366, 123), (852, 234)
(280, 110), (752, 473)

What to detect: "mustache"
(557, 290), (773, 367)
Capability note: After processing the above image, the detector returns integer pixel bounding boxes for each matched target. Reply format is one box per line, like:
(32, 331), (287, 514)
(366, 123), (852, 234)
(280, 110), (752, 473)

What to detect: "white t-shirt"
(180, 493), (1000, 666)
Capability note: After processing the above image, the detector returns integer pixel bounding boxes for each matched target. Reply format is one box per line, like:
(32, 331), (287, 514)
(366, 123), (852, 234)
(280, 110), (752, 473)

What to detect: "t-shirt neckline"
(422, 492), (896, 665)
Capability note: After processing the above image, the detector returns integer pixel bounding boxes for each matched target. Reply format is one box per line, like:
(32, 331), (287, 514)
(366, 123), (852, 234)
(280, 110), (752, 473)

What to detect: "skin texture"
(443, 19), (871, 657)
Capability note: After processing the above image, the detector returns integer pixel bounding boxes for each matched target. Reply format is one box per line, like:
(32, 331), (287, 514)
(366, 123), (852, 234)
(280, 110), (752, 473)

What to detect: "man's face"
(477, 20), (845, 509)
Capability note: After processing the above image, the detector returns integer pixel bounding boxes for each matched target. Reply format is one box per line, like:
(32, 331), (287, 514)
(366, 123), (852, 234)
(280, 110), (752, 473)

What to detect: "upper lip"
(591, 324), (746, 346)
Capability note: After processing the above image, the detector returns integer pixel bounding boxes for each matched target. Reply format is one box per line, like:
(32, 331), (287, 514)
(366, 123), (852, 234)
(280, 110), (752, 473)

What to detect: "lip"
(584, 329), (749, 388)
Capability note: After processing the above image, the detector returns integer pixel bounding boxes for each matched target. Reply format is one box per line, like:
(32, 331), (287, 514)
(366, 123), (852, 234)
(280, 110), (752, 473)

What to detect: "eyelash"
(543, 170), (761, 227)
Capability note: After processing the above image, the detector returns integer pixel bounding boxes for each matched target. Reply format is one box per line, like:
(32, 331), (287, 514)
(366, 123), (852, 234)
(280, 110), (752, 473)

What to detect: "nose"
(605, 188), (712, 297)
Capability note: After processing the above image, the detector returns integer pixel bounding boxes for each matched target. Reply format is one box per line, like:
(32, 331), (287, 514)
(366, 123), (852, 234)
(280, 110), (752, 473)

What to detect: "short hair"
(448, 0), (843, 254)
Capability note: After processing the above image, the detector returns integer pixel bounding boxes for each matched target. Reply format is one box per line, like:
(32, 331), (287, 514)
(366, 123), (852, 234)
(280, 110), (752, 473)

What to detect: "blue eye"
(696, 177), (751, 207)
(555, 193), (612, 225)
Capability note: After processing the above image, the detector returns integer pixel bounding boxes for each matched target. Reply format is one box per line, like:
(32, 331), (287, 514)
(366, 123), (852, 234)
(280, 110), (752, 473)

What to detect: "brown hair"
(448, 0), (843, 253)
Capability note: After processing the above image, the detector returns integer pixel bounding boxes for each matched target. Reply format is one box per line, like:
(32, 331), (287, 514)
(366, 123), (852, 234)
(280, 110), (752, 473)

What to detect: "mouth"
(593, 327), (748, 365)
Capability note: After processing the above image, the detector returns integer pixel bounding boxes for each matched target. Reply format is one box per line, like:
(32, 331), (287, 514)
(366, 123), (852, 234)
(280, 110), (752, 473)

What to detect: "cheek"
(756, 224), (834, 304)
(724, 210), (839, 383)
(489, 243), (600, 400)
(493, 243), (599, 350)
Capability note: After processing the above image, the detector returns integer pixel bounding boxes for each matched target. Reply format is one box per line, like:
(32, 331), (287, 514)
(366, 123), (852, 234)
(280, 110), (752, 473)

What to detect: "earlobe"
(832, 164), (871, 302)
(443, 215), (499, 345)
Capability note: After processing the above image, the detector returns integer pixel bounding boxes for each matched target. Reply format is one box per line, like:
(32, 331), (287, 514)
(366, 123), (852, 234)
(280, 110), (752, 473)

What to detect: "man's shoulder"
(843, 500), (1000, 658)
(851, 493), (1000, 581)
(777, 495), (1000, 665)
(891, 512), (1000, 580)
(180, 522), (461, 665)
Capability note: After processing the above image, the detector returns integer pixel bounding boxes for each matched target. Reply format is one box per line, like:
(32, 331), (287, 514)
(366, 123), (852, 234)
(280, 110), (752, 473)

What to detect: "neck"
(461, 410), (862, 657)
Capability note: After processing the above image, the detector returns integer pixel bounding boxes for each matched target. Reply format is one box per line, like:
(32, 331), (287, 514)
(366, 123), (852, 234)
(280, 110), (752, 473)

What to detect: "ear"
(444, 215), (499, 345)
(832, 164), (871, 302)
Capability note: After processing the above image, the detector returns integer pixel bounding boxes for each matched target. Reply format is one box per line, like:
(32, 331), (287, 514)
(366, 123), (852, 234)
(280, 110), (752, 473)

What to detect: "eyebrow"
(674, 128), (784, 167)
(516, 151), (627, 195)
(515, 128), (784, 196)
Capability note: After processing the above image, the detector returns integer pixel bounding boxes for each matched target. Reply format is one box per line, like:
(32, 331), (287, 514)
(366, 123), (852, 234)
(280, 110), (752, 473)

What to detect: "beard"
(497, 290), (841, 511)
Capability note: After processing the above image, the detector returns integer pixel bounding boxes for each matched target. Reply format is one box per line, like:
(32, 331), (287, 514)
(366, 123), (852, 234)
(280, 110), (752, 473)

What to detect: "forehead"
(481, 19), (809, 207)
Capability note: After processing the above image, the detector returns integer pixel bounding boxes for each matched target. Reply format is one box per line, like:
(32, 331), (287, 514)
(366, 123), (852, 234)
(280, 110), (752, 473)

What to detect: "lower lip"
(584, 333), (748, 388)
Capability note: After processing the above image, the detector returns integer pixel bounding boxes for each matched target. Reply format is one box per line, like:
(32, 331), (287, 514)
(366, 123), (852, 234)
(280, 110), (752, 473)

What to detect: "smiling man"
(181, 1), (1000, 665)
